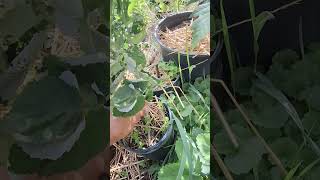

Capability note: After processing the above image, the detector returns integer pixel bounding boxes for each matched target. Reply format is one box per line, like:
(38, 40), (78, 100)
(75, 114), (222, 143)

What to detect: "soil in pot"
(120, 101), (175, 161)
(159, 20), (210, 56)
(123, 102), (169, 149)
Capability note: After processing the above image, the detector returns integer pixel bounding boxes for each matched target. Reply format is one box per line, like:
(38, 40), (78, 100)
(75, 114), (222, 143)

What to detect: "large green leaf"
(0, 76), (81, 145)
(224, 137), (266, 175)
(8, 107), (107, 175)
(127, 45), (146, 66)
(157, 163), (203, 180)
(191, 2), (210, 48)
(16, 116), (85, 160)
(247, 103), (289, 129)
(112, 95), (145, 117)
(214, 124), (252, 155)
(196, 133), (210, 175)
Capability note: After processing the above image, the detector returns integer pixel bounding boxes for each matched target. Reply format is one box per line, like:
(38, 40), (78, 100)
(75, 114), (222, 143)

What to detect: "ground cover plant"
(0, 0), (108, 177)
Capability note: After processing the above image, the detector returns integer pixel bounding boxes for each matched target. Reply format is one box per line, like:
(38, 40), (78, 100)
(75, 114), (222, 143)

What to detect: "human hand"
(110, 107), (145, 145)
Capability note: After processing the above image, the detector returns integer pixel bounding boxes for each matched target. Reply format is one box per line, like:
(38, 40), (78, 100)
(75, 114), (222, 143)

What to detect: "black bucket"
(119, 104), (176, 161)
(153, 76), (181, 97)
(154, 11), (223, 82)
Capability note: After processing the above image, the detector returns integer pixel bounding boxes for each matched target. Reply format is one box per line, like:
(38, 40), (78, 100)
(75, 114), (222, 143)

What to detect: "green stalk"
(186, 48), (192, 81)
(220, 0), (235, 94)
(177, 52), (184, 85)
(249, 0), (259, 72)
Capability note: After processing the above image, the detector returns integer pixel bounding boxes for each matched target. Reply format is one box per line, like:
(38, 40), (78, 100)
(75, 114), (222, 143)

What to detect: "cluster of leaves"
(214, 43), (320, 179)
(0, 0), (108, 176)
(157, 61), (179, 80)
(157, 76), (210, 179)
(110, 0), (159, 118)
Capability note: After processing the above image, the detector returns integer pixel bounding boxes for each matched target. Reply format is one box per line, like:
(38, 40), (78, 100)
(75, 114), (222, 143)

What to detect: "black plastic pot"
(153, 75), (181, 97)
(119, 104), (175, 161)
(154, 11), (224, 82)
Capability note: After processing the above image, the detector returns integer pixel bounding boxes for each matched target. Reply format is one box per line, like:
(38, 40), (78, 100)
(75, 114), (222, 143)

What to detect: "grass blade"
(297, 158), (320, 178)
(172, 112), (194, 180)
(219, 0), (235, 94)
(284, 162), (302, 180)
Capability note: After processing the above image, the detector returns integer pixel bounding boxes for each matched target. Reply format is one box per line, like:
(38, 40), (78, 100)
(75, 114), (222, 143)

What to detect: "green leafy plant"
(157, 76), (211, 180)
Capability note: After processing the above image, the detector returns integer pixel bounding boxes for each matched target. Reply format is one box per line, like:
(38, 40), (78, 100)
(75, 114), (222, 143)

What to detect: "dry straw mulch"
(110, 144), (153, 180)
(123, 102), (167, 149)
(159, 20), (210, 56)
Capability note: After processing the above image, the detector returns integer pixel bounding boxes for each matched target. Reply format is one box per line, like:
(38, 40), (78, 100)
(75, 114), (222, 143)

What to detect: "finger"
(131, 116), (139, 124)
